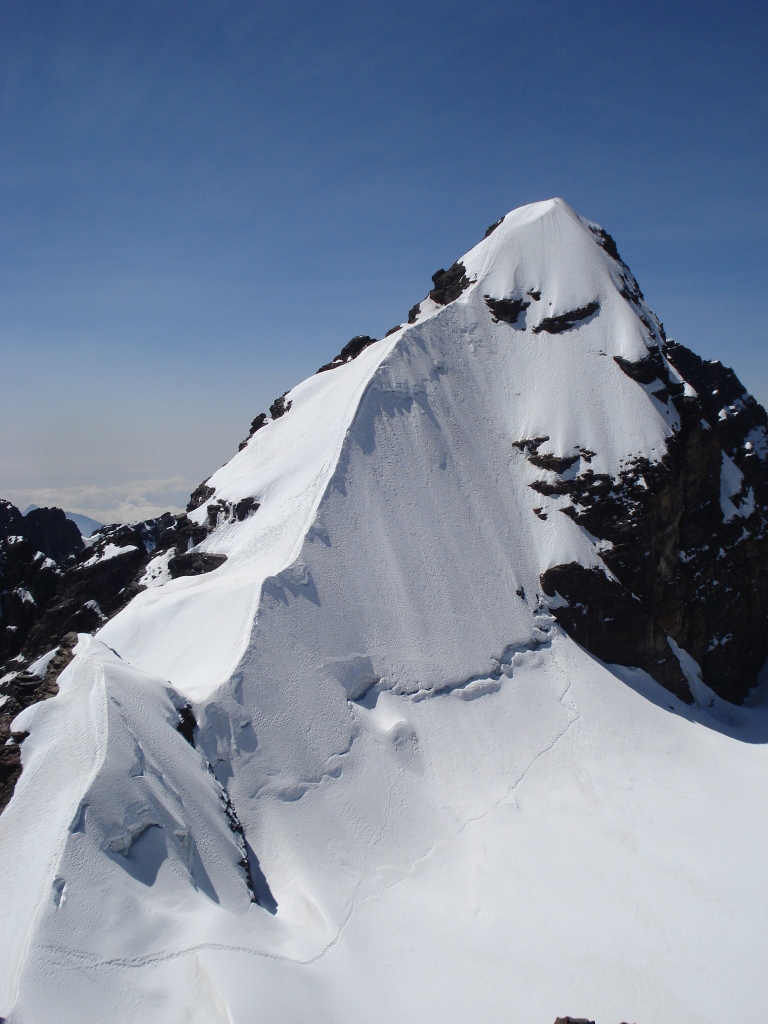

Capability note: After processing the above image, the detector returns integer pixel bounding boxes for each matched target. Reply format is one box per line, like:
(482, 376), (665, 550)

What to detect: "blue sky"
(1, 0), (766, 520)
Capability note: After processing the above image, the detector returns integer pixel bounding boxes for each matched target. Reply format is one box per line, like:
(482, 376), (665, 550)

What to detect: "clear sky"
(1, 0), (766, 522)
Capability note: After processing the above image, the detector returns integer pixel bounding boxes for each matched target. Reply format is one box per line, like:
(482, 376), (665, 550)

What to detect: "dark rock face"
(528, 452), (579, 474)
(21, 506), (83, 563)
(613, 351), (666, 386)
(587, 224), (622, 262)
(484, 295), (530, 325)
(235, 497), (259, 521)
(238, 413), (269, 451)
(429, 262), (471, 306)
(1, 512), (173, 667)
(168, 552), (227, 579)
(0, 500), (23, 538)
(187, 482), (215, 512)
(542, 564), (692, 701)
(269, 392), (292, 420)
(525, 217), (768, 704)
(0, 501), (232, 675)
(177, 703), (197, 744)
(537, 339), (768, 704)
(553, 1017), (596, 1024)
(404, 261), (473, 325)
(317, 335), (377, 373)
(533, 300), (600, 334)
(205, 497), (260, 531)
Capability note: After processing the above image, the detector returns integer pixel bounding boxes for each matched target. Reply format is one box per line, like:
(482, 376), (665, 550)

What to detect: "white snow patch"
(82, 600), (107, 620)
(82, 543), (138, 568)
(139, 549), (174, 589)
(32, 552), (58, 569)
(26, 647), (60, 679)
(746, 426), (768, 459)
(720, 452), (754, 522)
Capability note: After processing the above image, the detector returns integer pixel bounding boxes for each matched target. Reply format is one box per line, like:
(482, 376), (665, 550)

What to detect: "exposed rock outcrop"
(484, 294), (530, 325)
(168, 552), (227, 579)
(428, 261), (471, 306)
(269, 392), (292, 420)
(238, 413), (268, 451)
(317, 335), (377, 373)
(187, 481), (215, 512)
(533, 300), (600, 334)
(22, 506), (84, 563)
(0, 493), (239, 809)
(538, 339), (768, 704)
(0, 501), (234, 678)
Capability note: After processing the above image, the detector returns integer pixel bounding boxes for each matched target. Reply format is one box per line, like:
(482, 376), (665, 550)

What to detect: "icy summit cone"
(2, 199), (768, 1024)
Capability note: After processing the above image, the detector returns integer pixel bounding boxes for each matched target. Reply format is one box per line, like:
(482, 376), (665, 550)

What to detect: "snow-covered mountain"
(2, 198), (768, 1024)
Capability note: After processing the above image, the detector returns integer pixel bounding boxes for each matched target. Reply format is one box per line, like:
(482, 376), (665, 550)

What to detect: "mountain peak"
(2, 201), (768, 1024)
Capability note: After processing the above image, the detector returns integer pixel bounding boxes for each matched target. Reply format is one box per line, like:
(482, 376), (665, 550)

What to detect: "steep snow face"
(98, 198), (674, 699)
(2, 198), (768, 1024)
(96, 328), (401, 699)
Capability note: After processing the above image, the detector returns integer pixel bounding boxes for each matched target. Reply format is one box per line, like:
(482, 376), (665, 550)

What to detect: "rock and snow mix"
(1, 199), (767, 1023)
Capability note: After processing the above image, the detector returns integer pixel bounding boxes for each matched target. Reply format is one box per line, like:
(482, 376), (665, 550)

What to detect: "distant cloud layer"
(4, 477), (191, 524)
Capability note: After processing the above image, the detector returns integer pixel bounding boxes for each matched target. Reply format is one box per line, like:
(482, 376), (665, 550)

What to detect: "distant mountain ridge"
(22, 504), (104, 538)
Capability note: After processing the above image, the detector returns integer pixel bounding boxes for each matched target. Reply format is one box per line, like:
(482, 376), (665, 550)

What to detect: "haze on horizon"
(1, 0), (766, 523)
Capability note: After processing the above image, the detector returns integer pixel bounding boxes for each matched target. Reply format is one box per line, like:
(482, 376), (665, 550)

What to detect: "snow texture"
(1, 199), (767, 1024)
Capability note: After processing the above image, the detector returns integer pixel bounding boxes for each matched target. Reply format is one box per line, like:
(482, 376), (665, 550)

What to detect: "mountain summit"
(2, 199), (767, 1024)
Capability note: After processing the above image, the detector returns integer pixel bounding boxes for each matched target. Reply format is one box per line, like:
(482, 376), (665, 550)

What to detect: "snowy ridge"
(99, 199), (675, 697)
(2, 199), (768, 1023)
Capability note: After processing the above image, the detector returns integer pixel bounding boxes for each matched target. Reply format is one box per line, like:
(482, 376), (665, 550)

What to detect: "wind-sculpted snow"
(2, 198), (768, 1023)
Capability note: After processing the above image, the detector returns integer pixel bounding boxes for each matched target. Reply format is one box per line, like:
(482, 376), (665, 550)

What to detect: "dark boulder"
(269, 393), (292, 420)
(317, 336), (377, 373)
(177, 704), (197, 745)
(429, 262), (471, 306)
(484, 295), (530, 325)
(238, 413), (268, 450)
(168, 552), (227, 579)
(235, 497), (259, 522)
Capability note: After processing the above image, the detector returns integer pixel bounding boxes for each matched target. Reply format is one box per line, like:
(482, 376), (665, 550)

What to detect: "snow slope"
(1, 198), (766, 1023)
